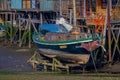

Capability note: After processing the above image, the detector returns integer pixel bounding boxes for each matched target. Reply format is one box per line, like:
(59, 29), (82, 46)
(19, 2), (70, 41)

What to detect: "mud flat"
(0, 47), (33, 72)
(0, 46), (120, 80)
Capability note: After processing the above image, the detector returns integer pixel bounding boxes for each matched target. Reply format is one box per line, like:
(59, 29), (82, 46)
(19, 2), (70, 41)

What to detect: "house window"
(112, 0), (117, 8)
(91, 0), (96, 12)
(102, 0), (118, 9)
(101, 0), (107, 9)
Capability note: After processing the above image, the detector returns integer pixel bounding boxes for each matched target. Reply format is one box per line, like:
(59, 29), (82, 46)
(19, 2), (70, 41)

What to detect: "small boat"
(0, 23), (5, 37)
(33, 22), (104, 64)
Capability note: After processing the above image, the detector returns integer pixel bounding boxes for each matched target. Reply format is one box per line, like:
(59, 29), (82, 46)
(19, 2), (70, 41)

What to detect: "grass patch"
(0, 72), (120, 80)
(0, 72), (17, 75)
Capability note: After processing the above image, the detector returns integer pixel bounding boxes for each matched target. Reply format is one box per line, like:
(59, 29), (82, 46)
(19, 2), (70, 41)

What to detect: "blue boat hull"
(35, 42), (90, 55)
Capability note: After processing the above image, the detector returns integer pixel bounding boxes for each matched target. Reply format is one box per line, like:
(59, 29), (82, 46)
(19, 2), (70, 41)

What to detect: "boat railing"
(37, 31), (103, 42)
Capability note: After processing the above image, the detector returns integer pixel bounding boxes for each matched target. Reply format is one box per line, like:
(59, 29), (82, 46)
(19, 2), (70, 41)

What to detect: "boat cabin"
(38, 24), (93, 42)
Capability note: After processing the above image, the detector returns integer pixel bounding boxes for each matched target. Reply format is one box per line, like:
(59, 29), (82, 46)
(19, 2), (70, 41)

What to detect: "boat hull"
(34, 40), (100, 64)
(35, 41), (90, 55)
(38, 48), (90, 64)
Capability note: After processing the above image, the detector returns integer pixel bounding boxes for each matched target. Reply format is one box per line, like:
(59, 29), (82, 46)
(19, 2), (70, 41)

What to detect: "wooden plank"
(19, 18), (41, 23)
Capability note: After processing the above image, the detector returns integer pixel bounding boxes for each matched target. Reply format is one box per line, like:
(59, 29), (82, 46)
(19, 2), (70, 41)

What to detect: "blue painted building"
(40, 0), (55, 11)
(11, 0), (22, 9)
(10, 0), (57, 11)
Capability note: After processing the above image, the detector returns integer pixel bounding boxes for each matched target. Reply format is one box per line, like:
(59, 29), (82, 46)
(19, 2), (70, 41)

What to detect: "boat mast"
(73, 0), (77, 27)
(59, 0), (62, 17)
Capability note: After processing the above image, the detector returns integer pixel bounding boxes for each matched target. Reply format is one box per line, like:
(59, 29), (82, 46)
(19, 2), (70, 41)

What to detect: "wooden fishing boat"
(33, 23), (104, 64)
